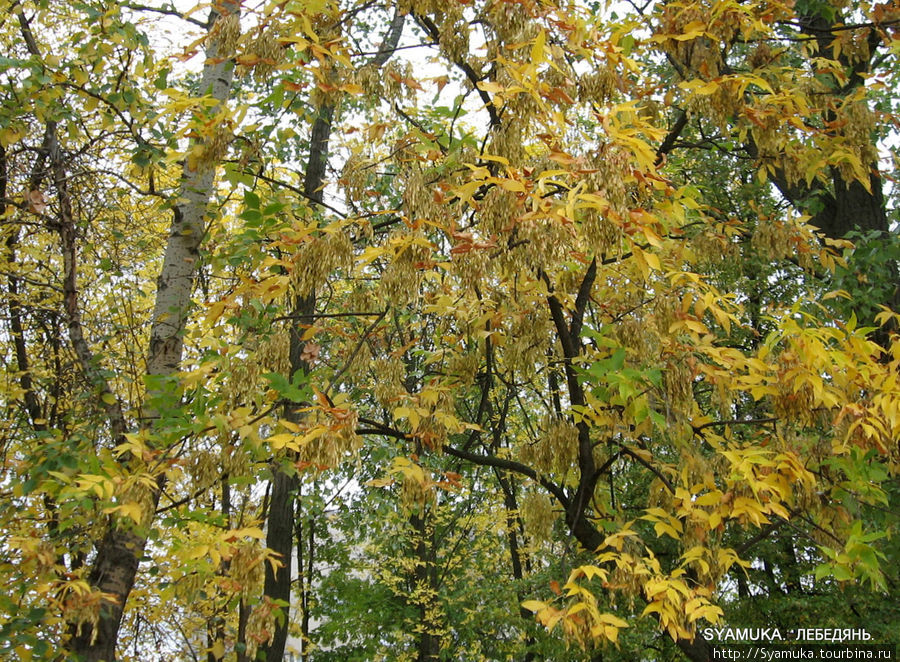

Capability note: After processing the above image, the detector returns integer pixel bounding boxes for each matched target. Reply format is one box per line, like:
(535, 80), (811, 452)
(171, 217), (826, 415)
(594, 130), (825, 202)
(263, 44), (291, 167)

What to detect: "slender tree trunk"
(496, 471), (538, 661)
(208, 477), (231, 662)
(237, 598), (250, 662)
(545, 263), (716, 662)
(254, 12), (406, 660)
(258, 467), (299, 661)
(411, 508), (441, 662)
(254, 97), (328, 662)
(68, 3), (239, 658)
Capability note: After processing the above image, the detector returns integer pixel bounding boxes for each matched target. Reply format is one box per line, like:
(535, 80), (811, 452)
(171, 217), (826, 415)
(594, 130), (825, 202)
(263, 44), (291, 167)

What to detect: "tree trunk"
(254, 14), (406, 657)
(258, 468), (299, 661)
(767, 2), (887, 242)
(496, 471), (538, 661)
(253, 98), (328, 662)
(209, 477), (231, 662)
(69, 3), (239, 658)
(411, 509), (441, 662)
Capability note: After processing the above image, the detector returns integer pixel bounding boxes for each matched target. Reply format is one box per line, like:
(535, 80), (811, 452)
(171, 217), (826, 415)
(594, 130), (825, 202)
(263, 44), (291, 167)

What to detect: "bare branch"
(326, 309), (388, 394)
(119, 2), (208, 28)
(413, 13), (501, 128)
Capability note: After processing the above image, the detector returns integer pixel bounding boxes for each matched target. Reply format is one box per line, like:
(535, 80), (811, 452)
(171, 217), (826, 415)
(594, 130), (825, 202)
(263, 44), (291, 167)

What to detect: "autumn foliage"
(1, 0), (898, 660)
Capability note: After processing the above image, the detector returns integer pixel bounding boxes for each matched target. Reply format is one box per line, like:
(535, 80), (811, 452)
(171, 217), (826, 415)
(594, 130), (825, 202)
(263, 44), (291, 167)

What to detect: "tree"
(3, 1), (241, 658)
(0, 0), (897, 660)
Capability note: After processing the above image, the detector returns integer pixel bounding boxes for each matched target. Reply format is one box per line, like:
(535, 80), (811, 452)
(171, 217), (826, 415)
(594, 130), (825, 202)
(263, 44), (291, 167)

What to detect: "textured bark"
(254, 96), (324, 662)
(766, 148), (888, 242)
(254, 98), (328, 662)
(255, 14), (407, 659)
(765, 4), (898, 335)
(258, 468), (299, 662)
(676, 635), (714, 662)
(69, 3), (239, 659)
(237, 599), (250, 662)
(765, 5), (887, 242)
(411, 508), (441, 662)
(70, 528), (142, 660)
(146, 35), (237, 381)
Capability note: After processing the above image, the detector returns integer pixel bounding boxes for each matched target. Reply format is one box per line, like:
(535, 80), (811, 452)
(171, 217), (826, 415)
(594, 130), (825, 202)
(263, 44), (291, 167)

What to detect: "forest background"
(0, 0), (899, 660)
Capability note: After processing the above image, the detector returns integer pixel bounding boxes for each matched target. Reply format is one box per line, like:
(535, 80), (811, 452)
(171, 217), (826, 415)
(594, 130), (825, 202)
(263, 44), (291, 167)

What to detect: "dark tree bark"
(255, 13), (406, 659)
(765, 3), (888, 243)
(257, 467), (299, 661)
(411, 507), (441, 662)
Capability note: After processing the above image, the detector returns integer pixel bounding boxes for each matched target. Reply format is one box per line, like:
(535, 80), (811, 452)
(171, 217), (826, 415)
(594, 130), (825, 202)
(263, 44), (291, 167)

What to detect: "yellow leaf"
(531, 29), (546, 65)
(694, 491), (723, 507)
(102, 502), (144, 524)
(671, 22), (707, 40)
(393, 406), (412, 420)
(477, 80), (503, 95)
(642, 225), (664, 248)
(267, 433), (296, 450)
(823, 289), (852, 301)
(641, 601), (663, 616)
(228, 527), (265, 540)
(187, 544), (209, 560)
(522, 599), (547, 613)
(654, 521), (682, 540)
(0, 126), (26, 148)
(493, 177), (526, 193)
(598, 612), (629, 628)
(545, 608), (565, 631)
(567, 602), (588, 616)
(480, 153), (510, 166)
(576, 565), (607, 582)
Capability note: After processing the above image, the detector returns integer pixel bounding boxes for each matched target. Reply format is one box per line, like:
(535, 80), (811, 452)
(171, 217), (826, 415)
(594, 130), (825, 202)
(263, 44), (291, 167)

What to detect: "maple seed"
(300, 342), (321, 363)
(26, 190), (46, 214)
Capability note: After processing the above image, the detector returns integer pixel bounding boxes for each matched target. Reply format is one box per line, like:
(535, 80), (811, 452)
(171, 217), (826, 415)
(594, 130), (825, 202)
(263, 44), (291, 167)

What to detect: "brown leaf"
(26, 190), (46, 214)
(300, 341), (321, 363)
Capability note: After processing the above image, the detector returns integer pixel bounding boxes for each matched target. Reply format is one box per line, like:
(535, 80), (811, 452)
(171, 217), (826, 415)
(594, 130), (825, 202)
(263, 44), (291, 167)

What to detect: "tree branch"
(413, 13), (501, 128)
(17, 8), (129, 445)
(326, 309), (387, 394)
(120, 2), (208, 28)
(655, 109), (688, 164)
(570, 257), (597, 341)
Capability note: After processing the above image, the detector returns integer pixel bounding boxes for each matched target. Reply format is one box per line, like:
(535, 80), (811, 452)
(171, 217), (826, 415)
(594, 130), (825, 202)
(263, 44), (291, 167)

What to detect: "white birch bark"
(72, 4), (239, 659)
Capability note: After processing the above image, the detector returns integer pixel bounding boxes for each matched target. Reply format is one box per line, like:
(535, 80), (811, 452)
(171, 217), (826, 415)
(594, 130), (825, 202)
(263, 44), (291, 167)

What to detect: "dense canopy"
(0, 0), (898, 660)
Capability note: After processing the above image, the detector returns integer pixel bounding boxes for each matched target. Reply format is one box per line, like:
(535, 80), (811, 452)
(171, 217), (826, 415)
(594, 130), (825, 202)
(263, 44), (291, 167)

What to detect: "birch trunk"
(70, 4), (239, 659)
